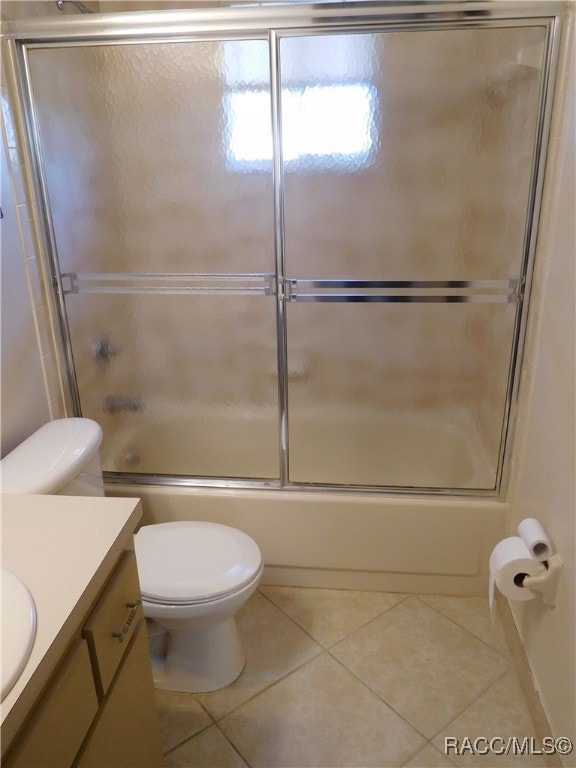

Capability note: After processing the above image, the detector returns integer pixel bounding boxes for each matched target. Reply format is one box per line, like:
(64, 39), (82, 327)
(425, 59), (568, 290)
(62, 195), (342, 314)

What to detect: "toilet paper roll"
(488, 536), (546, 614)
(518, 518), (552, 561)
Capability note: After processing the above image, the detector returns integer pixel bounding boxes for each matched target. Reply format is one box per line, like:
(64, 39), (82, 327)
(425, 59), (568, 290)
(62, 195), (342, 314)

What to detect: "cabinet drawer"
(83, 551), (143, 697)
(4, 639), (98, 768)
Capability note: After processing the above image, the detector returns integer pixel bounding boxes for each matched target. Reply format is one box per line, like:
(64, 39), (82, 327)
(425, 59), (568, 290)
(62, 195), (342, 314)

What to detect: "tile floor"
(155, 587), (547, 768)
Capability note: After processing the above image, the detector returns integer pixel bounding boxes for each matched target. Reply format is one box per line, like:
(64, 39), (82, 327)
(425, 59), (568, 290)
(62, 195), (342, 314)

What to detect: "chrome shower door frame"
(2, 0), (565, 497)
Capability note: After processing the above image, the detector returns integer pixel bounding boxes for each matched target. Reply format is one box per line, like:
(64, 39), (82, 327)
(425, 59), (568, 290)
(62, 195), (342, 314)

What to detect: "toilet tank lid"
(0, 419), (103, 494)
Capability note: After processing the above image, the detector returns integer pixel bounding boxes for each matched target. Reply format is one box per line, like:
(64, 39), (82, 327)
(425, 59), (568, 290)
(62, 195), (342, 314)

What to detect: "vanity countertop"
(0, 493), (142, 752)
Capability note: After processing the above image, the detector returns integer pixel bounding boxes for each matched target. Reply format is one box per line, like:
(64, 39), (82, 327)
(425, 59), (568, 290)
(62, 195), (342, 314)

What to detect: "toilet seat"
(135, 522), (262, 606)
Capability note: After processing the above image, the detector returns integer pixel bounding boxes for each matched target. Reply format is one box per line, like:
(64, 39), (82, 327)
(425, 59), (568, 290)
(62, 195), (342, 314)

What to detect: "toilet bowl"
(135, 521), (262, 692)
(0, 418), (263, 693)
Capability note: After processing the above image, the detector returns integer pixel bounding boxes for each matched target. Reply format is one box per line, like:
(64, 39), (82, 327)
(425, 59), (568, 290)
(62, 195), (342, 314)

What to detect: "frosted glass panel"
(65, 293), (279, 479)
(28, 38), (279, 482)
(28, 40), (274, 274)
(21, 18), (550, 493)
(281, 27), (546, 280)
(287, 302), (516, 489)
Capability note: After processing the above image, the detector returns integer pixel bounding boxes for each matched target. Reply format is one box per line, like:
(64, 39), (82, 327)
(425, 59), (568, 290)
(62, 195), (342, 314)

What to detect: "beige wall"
(0, 88), (51, 455)
(507, 6), (575, 754)
(0, 0), (94, 460)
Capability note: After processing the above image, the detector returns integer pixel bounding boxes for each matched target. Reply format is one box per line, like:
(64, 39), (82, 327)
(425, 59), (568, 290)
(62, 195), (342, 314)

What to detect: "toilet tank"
(0, 419), (104, 496)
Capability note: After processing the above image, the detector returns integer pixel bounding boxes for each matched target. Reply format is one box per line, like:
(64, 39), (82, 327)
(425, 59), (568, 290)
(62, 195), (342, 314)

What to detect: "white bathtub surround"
(109, 484), (506, 596)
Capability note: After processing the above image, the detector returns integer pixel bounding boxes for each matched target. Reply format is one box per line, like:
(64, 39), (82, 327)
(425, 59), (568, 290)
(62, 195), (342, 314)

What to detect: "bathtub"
(103, 405), (506, 596)
(101, 404), (496, 488)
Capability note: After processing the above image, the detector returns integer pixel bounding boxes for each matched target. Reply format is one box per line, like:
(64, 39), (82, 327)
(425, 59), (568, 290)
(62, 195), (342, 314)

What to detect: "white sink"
(1, 568), (37, 701)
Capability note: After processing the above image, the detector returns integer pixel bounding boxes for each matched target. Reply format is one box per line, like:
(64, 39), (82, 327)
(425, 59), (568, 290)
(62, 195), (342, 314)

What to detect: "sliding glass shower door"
(27, 39), (280, 479)
(15, 3), (553, 492)
(279, 26), (545, 488)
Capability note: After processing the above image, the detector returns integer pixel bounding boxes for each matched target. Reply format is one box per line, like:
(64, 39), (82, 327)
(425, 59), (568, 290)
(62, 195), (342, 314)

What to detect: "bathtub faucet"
(92, 337), (120, 370)
(103, 396), (145, 415)
(55, 0), (94, 13)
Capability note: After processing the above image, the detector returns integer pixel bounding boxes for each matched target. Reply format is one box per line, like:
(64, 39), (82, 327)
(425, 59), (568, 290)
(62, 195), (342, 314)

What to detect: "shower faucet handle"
(92, 337), (120, 365)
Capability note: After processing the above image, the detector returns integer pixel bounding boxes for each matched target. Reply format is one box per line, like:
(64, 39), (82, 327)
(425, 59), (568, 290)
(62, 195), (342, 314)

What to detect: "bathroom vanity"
(1, 494), (164, 767)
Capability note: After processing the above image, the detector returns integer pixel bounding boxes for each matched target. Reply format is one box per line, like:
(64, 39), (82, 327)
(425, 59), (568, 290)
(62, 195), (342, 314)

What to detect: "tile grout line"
(162, 719), (214, 759)
(416, 596), (513, 662)
(255, 587), (344, 649)
(210, 591), (508, 733)
(320, 594), (414, 652)
(181, 589), (326, 727)
(324, 651), (518, 765)
(163, 651), (340, 764)
(398, 739), (460, 768)
(426, 668), (516, 744)
(259, 587), (412, 650)
(159, 590), (524, 767)
(214, 720), (253, 768)
(215, 645), (429, 768)
(162, 717), (253, 768)
(199, 647), (326, 724)
(162, 654), (518, 765)
(325, 646), (433, 743)
(320, 597), (514, 741)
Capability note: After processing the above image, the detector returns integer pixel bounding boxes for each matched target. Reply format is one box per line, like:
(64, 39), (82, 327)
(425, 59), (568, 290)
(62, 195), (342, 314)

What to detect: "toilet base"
(151, 617), (246, 693)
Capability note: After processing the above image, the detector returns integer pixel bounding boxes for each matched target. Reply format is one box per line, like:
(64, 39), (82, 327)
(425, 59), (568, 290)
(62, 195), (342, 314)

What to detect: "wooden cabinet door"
(75, 622), (164, 768)
(4, 640), (98, 768)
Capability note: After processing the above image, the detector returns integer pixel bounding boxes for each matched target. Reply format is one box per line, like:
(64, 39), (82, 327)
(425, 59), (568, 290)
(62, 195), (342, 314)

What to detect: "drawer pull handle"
(112, 600), (141, 643)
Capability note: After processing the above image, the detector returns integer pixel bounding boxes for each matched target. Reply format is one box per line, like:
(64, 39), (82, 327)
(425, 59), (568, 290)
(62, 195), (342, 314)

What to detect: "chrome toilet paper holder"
(522, 554), (563, 607)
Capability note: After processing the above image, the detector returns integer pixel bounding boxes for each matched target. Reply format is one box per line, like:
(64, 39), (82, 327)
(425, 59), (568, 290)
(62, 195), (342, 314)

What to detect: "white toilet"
(0, 418), (263, 693)
(0, 418), (105, 497)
